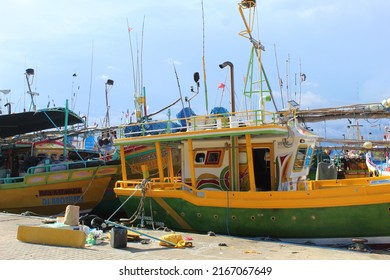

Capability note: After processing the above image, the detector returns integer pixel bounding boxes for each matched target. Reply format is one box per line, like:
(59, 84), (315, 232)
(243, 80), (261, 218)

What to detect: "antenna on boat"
(25, 68), (38, 111)
(86, 40), (94, 126)
(127, 17), (147, 123)
(200, 0), (209, 114)
(274, 44), (285, 108)
(173, 62), (186, 115)
(104, 79), (114, 128)
(299, 59), (306, 106)
(286, 54), (290, 105)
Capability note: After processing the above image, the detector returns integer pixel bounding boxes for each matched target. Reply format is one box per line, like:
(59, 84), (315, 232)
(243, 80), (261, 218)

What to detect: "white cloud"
(96, 74), (109, 81)
(299, 91), (329, 109)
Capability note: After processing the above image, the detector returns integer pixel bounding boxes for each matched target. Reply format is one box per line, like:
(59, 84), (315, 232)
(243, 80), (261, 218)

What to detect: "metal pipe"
(219, 61), (239, 191)
(219, 61), (235, 113)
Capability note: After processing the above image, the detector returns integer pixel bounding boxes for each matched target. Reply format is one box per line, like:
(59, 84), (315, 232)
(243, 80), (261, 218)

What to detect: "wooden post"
(155, 142), (164, 182)
(188, 139), (196, 188)
(120, 145), (127, 181)
(245, 134), (256, 191)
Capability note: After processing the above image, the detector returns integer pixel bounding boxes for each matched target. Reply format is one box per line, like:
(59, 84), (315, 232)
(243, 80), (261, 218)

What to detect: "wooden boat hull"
(115, 176), (390, 244)
(0, 165), (120, 216)
(89, 174), (123, 218)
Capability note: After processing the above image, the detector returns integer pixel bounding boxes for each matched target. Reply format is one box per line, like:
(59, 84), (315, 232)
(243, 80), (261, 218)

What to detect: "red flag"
(218, 82), (225, 89)
(128, 27), (133, 32)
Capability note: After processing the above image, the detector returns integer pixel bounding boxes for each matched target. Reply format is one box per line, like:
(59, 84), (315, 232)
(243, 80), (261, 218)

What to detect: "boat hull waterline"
(115, 176), (390, 246)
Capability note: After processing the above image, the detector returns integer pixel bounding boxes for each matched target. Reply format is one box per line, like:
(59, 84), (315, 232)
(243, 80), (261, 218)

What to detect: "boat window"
(195, 153), (206, 163)
(293, 146), (308, 171)
(206, 151), (221, 164)
(37, 153), (48, 160)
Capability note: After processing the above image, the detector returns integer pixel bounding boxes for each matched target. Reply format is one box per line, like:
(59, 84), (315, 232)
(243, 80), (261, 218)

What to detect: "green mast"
(238, 0), (277, 120)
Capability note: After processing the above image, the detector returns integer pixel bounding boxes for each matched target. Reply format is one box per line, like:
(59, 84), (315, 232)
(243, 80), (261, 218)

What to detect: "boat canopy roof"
(0, 107), (84, 138)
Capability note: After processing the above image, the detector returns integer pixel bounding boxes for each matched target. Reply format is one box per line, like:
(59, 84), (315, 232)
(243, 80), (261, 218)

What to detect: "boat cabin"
(115, 110), (318, 193)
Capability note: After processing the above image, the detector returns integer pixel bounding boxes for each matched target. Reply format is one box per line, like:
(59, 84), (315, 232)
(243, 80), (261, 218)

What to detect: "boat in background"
(0, 106), (120, 216)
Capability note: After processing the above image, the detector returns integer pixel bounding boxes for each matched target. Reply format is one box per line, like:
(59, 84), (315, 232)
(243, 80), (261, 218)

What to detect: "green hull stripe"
(154, 197), (193, 231)
(118, 196), (390, 238)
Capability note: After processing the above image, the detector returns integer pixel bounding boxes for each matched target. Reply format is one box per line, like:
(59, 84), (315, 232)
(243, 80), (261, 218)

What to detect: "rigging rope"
(106, 178), (149, 222)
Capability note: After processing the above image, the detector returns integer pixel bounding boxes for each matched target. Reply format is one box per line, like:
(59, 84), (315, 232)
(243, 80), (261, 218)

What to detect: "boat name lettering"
(42, 196), (83, 206)
(370, 179), (390, 185)
(38, 188), (83, 197)
(145, 220), (164, 227)
(137, 216), (164, 227)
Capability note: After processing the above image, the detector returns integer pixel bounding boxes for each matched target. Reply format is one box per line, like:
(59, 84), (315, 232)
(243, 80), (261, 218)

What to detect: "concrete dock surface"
(1, 212), (390, 260)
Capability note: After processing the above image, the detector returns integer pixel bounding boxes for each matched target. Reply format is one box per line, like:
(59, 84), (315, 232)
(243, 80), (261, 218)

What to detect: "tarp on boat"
(124, 121), (182, 136)
(0, 107), (84, 138)
(210, 106), (230, 117)
(176, 107), (196, 126)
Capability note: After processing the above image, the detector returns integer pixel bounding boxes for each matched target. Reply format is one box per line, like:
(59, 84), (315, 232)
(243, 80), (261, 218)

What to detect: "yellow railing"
(120, 109), (282, 138)
(115, 177), (197, 193)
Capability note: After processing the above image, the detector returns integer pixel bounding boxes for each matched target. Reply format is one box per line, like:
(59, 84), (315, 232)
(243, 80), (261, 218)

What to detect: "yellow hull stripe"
(154, 197), (193, 230)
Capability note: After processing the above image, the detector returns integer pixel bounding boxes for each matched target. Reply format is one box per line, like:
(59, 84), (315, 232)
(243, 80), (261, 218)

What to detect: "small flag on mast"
(217, 82), (225, 89)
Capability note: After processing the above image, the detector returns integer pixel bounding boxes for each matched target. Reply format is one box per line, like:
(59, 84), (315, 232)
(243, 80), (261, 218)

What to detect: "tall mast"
(201, 0), (209, 114)
(238, 0), (277, 119)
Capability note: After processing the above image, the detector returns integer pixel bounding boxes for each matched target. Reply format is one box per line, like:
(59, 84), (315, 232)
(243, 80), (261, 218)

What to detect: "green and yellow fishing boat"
(112, 107), (390, 246)
(112, 0), (390, 247)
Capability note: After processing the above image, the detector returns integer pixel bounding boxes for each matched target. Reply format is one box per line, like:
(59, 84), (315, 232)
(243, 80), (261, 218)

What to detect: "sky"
(1, 0), (390, 141)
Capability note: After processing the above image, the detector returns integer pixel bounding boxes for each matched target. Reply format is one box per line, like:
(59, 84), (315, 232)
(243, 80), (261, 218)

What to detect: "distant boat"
(0, 107), (120, 216)
(366, 150), (390, 177)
